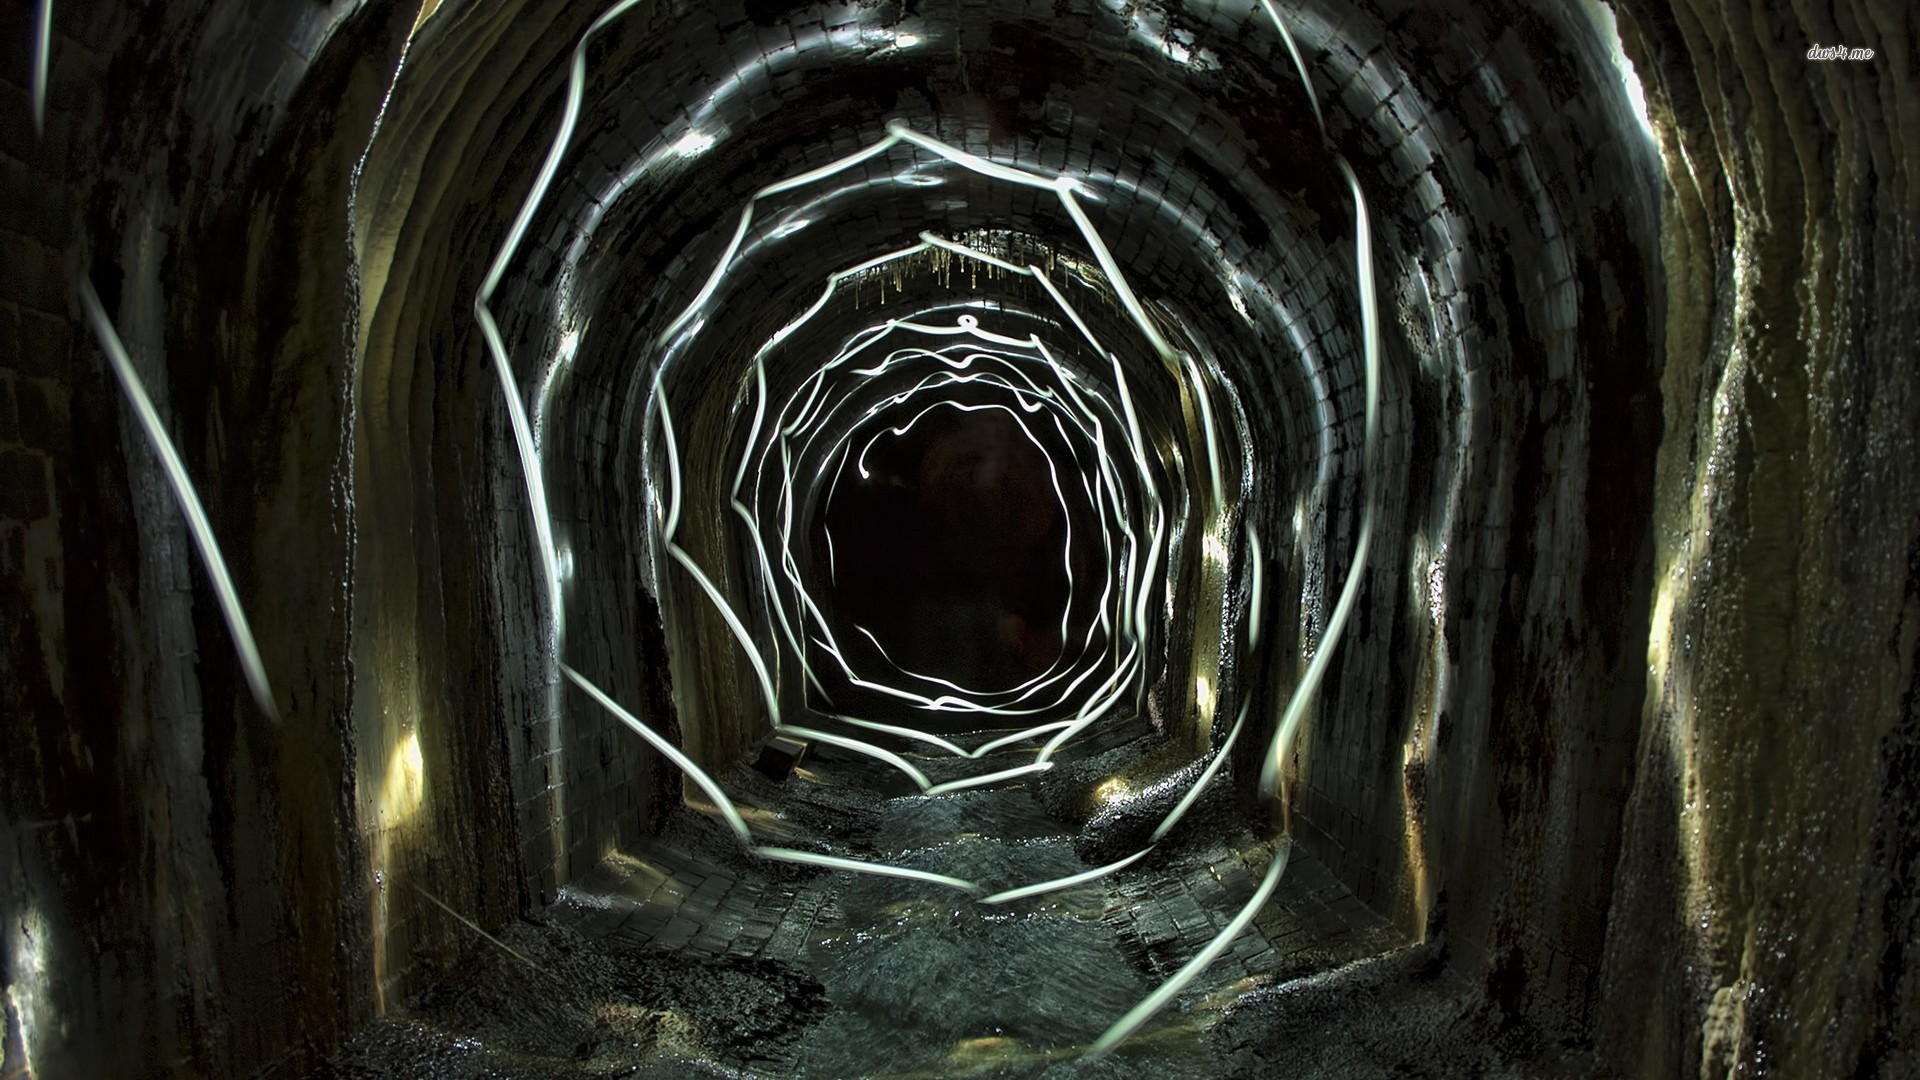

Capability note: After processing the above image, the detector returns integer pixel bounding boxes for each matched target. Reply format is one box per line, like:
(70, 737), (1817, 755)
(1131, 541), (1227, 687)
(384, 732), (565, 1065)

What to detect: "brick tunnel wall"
(0, 1), (530, 1075)
(2, 1), (1915, 1078)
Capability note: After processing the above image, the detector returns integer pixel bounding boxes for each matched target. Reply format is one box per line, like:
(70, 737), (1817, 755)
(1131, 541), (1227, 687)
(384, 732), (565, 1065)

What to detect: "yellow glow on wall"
(368, 728), (426, 1015)
(1647, 576), (1676, 673)
(379, 729), (426, 826)
(1399, 738), (1432, 935)
(1201, 530), (1229, 565)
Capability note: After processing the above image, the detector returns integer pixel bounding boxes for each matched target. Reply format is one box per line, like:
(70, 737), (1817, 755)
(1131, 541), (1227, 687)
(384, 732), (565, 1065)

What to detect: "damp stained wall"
(0, 1), (1914, 1078)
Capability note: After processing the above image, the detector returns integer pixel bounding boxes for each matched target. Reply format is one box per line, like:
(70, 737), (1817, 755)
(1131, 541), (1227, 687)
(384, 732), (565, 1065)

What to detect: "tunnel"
(1, 0), (1916, 1076)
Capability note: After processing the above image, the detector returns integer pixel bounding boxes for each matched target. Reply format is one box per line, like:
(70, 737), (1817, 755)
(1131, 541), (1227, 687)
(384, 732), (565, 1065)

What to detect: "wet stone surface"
(319, 742), (1602, 1077)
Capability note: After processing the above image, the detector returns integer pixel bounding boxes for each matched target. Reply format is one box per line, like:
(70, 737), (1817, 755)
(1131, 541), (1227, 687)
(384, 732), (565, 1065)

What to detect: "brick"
(0, 77), (71, 173)
(14, 377), (63, 450)
(0, 376), (13, 443)
(0, 229), (66, 314)
(0, 151), (66, 250)
(44, 37), (109, 120)
(0, 301), (18, 367)
(0, 448), (49, 521)
(15, 308), (70, 377)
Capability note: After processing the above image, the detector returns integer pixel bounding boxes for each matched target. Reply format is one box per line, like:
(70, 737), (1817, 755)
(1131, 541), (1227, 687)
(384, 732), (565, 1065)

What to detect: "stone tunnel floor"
(318, 724), (1611, 1079)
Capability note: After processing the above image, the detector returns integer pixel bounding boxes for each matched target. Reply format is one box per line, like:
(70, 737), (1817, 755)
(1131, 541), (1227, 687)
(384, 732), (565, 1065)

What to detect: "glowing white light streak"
(1090, 838), (1292, 1056)
(1090, 6), (1382, 1050)
(658, 135), (909, 347)
(742, 321), (1143, 784)
(828, 713), (973, 757)
(474, 12), (1277, 1024)
(565, 663), (982, 894)
(1054, 184), (1180, 363)
(78, 277), (279, 721)
(1259, 155), (1380, 802)
(479, 11), (1185, 821)
(1261, 0), (1324, 133)
(1148, 705), (1243, 846)
(1184, 352), (1227, 510)
(769, 215), (812, 238)
(922, 760), (1055, 796)
(1246, 524), (1267, 649)
(655, 388), (781, 719)
(563, 662), (752, 843)
(756, 323), (1136, 721)
(670, 130), (716, 157)
(482, 4), (1376, 1051)
(472, 0), (655, 644)
(968, 718), (1081, 756)
(887, 120), (1063, 192)
(31, 0), (51, 136)
(979, 846), (1153, 904)
(755, 847), (982, 895)
(776, 723), (932, 790)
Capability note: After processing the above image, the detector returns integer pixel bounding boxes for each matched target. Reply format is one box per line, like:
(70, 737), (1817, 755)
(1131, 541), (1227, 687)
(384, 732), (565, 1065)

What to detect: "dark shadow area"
(819, 401), (1079, 694)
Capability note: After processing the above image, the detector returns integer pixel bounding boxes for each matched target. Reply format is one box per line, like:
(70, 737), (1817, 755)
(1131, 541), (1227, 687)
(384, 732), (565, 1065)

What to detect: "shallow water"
(319, 741), (1608, 1078)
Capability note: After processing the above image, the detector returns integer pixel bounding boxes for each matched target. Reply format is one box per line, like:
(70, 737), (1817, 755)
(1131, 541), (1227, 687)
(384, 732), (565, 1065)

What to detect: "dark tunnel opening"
(0, 0), (1916, 1077)
(817, 397), (1083, 698)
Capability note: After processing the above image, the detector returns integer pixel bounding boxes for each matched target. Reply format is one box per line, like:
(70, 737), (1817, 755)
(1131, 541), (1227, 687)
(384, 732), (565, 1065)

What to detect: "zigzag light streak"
(471, 0), (662, 647)
(652, 269), (1128, 799)
(474, 0), (1374, 1057)
(801, 369), (1111, 705)
(1088, 4), (1383, 1054)
(752, 321), (1141, 722)
(639, 137), (1236, 890)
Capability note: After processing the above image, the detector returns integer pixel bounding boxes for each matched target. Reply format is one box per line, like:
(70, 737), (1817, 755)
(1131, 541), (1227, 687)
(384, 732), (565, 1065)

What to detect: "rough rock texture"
(0, 0), (1912, 1078)
(320, 917), (829, 1078)
(1597, 1), (1920, 1075)
(2, 2), (423, 1075)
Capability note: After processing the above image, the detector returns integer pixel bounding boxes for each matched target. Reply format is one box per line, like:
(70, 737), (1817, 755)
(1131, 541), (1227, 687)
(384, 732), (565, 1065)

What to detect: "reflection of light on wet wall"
(380, 729), (427, 825)
(369, 728), (427, 1013)
(1578, 0), (1657, 146)
(6, 902), (52, 1076)
(472, 0), (1383, 1054)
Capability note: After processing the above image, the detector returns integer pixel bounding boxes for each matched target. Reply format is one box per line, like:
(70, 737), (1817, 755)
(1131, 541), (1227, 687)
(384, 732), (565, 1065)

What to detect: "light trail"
(698, 247), (1152, 730)
(480, 1), (1373, 1057)
(755, 326), (1138, 722)
(1259, 155), (1381, 803)
(658, 307), (1139, 783)
(471, 0), (659, 647)
(1089, 4), (1382, 1052)
(1152, 698), (1254, 844)
(78, 277), (279, 722)
(564, 662), (982, 893)
(774, 723), (933, 791)
(979, 847), (1153, 905)
(1089, 838), (1293, 1057)
(31, 0), (51, 136)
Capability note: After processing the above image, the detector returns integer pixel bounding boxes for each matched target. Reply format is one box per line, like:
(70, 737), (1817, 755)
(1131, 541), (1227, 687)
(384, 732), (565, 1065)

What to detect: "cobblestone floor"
(536, 734), (1409, 1074)
(323, 730), (1607, 1078)
(553, 813), (1399, 993)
